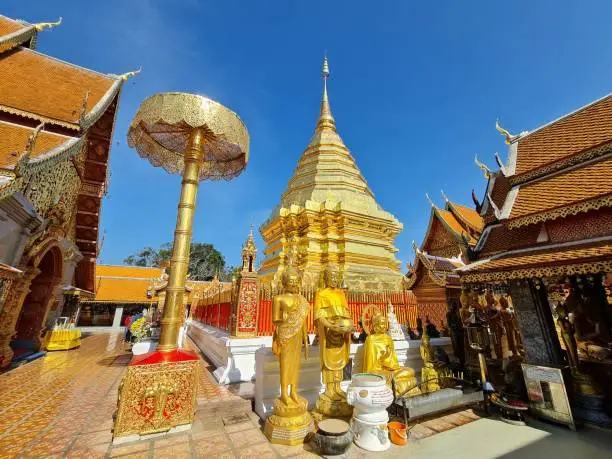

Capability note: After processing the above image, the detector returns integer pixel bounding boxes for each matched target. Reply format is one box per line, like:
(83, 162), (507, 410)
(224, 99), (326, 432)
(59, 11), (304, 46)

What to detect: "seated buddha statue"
(420, 328), (451, 393)
(362, 309), (420, 397)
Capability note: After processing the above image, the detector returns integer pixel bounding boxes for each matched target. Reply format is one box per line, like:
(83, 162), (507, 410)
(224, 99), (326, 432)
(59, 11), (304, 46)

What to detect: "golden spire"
(316, 54), (336, 132)
(34, 17), (62, 32)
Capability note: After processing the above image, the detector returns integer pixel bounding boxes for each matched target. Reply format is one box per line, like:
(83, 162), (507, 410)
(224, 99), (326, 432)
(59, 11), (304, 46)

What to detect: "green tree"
(124, 242), (228, 281)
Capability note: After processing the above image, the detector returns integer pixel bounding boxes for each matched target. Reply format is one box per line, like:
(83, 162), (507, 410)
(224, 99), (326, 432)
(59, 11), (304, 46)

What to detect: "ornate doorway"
(14, 246), (62, 346)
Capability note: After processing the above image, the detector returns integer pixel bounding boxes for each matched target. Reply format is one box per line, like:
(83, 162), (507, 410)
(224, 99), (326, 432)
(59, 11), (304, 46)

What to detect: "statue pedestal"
(264, 397), (314, 445)
(112, 350), (199, 442)
(313, 393), (353, 420)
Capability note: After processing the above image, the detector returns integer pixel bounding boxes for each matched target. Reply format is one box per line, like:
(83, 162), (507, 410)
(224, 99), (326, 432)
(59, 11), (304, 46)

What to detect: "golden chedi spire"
(259, 54), (404, 290)
(316, 55), (336, 132)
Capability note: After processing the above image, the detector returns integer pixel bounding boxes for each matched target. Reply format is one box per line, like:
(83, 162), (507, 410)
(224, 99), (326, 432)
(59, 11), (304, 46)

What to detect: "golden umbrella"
(127, 92), (249, 351)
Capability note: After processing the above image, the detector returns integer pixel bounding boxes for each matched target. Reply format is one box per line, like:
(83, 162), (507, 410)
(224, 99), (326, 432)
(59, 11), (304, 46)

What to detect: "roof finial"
(316, 53), (336, 132)
(441, 190), (449, 203)
(425, 193), (437, 208)
(474, 154), (492, 180)
(34, 17), (62, 32)
(494, 152), (508, 176)
(115, 67), (142, 81)
(495, 118), (515, 144)
(15, 122), (45, 177)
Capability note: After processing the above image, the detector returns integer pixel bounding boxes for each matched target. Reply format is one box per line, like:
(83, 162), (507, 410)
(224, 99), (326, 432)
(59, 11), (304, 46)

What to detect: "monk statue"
(362, 308), (420, 397)
(264, 265), (313, 445)
(459, 288), (472, 326)
(314, 266), (354, 417)
(485, 290), (504, 360)
(420, 328), (450, 393)
(499, 294), (519, 357)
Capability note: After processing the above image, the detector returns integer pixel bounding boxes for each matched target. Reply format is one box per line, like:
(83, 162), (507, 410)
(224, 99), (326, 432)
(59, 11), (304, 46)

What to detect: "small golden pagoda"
(259, 57), (403, 290)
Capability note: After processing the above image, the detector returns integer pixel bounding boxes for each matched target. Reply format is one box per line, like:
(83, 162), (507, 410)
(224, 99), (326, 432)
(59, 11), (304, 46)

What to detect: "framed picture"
(521, 363), (576, 430)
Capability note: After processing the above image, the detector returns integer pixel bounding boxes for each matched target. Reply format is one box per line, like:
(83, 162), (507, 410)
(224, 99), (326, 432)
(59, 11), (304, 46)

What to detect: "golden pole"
(158, 128), (204, 352)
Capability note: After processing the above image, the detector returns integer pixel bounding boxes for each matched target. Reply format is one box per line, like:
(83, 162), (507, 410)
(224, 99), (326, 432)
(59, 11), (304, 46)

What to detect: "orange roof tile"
(448, 202), (484, 233)
(94, 277), (156, 303)
(509, 157), (612, 223)
(0, 48), (115, 128)
(0, 121), (73, 169)
(463, 241), (612, 274)
(515, 95), (612, 176)
(478, 224), (541, 256)
(436, 208), (477, 244)
(0, 16), (26, 37)
(95, 265), (163, 279)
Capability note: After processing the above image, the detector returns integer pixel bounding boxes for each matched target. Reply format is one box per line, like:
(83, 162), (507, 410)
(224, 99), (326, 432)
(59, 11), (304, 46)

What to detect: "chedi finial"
(322, 54), (330, 79)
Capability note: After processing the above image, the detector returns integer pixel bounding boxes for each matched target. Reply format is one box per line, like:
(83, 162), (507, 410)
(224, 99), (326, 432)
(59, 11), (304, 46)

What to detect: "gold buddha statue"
(314, 266), (354, 417)
(362, 308), (420, 397)
(420, 328), (450, 393)
(264, 265), (314, 445)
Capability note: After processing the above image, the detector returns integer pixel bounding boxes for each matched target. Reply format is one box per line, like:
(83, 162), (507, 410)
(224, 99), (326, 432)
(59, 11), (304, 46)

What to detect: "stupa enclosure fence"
(191, 286), (436, 336)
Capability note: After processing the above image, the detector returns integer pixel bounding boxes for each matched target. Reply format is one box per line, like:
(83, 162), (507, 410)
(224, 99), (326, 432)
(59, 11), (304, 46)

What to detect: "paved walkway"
(1, 332), (610, 458)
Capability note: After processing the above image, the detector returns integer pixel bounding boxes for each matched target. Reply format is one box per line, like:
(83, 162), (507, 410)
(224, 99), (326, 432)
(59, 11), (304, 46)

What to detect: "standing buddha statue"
(314, 266), (354, 417)
(362, 308), (420, 397)
(264, 265), (313, 445)
(499, 294), (519, 357)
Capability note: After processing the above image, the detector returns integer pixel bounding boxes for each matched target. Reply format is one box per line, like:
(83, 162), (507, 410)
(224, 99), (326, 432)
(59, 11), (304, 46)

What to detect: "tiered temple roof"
(405, 196), (484, 290)
(461, 94), (612, 283)
(0, 14), (134, 292)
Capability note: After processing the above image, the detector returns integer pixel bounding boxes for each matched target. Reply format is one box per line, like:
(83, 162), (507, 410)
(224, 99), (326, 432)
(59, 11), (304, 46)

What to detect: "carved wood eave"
(73, 95), (119, 290)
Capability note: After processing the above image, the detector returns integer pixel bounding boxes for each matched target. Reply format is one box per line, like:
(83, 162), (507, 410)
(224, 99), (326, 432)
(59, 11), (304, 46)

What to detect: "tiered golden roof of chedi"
(460, 94), (612, 283)
(259, 58), (404, 290)
(0, 14), (135, 292)
(405, 195), (484, 292)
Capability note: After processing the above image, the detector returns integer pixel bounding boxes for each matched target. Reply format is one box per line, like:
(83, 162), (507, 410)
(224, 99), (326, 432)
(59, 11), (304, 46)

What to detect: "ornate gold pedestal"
(313, 394), (353, 420)
(264, 397), (314, 445)
(113, 350), (199, 440)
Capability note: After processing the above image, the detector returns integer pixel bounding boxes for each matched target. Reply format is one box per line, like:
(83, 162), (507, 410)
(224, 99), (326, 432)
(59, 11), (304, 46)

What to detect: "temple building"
(0, 14), (133, 366)
(459, 94), (612, 426)
(78, 264), (233, 330)
(404, 194), (483, 326)
(259, 57), (404, 290)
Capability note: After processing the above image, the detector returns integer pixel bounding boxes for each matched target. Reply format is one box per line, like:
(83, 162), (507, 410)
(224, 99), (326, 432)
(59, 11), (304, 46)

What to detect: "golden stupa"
(259, 57), (403, 290)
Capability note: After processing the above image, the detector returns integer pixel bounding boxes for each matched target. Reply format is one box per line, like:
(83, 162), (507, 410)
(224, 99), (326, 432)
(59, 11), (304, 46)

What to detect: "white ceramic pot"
(346, 373), (393, 452)
(346, 373), (394, 415)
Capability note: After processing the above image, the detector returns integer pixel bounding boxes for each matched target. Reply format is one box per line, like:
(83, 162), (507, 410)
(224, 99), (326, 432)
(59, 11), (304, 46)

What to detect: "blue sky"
(5, 1), (612, 269)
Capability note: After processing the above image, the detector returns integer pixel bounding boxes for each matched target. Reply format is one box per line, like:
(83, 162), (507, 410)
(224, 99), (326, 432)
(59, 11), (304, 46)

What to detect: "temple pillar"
(509, 279), (562, 366)
(0, 267), (39, 367)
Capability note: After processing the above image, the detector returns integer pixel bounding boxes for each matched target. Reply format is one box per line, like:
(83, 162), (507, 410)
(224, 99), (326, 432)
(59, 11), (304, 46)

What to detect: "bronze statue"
(485, 290), (504, 360)
(314, 266), (354, 417)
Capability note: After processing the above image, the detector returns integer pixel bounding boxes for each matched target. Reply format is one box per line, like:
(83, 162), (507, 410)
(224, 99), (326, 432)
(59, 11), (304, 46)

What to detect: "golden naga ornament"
(313, 266), (354, 418)
(264, 265), (314, 445)
(114, 92), (249, 441)
(361, 306), (420, 397)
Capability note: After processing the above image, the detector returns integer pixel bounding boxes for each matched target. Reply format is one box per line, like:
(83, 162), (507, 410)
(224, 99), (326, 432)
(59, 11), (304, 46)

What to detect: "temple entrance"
(13, 247), (62, 348)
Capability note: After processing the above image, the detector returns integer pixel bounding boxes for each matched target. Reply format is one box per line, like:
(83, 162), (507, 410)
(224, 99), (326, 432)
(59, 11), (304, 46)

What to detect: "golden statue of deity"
(420, 328), (450, 393)
(485, 290), (504, 360)
(362, 308), (420, 397)
(314, 266), (354, 418)
(264, 266), (314, 445)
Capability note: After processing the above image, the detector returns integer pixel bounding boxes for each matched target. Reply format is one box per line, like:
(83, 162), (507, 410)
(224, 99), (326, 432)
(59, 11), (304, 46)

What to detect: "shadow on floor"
(496, 419), (612, 459)
(97, 354), (133, 367)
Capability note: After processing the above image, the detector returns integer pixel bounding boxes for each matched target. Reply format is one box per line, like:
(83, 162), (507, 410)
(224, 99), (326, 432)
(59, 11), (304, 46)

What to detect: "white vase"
(346, 373), (393, 452)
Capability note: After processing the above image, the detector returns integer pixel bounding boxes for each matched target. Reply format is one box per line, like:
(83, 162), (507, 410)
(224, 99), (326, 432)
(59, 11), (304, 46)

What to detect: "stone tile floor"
(0, 332), (482, 458)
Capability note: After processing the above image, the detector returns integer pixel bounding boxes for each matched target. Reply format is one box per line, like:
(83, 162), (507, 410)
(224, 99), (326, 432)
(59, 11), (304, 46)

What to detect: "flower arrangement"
(130, 317), (152, 342)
